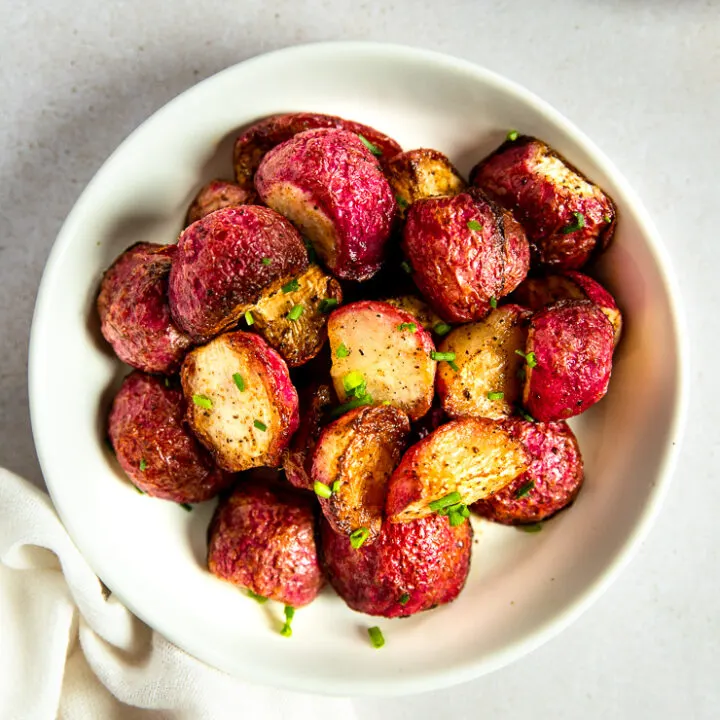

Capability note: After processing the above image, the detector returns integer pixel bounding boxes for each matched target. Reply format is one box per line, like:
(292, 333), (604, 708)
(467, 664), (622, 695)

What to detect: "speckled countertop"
(1, 1), (717, 717)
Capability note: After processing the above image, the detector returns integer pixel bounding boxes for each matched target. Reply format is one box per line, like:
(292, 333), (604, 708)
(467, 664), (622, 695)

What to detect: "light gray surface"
(0, 0), (717, 717)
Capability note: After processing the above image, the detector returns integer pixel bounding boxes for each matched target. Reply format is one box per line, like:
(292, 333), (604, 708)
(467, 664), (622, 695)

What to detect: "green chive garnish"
(603, 214), (612, 223)
(433, 322), (452, 336)
(254, 419), (267, 432)
(232, 373), (245, 391)
(287, 305), (304, 321)
(280, 605), (295, 637)
(448, 510), (467, 527)
(261, 257), (272, 266)
(515, 349), (538, 368)
(487, 391), (505, 401)
(467, 220), (483, 232)
(343, 371), (365, 395)
(396, 195), (409, 209)
(507, 129), (519, 141)
(134, 485), (144, 495)
(448, 360), (460, 372)
(358, 134), (382, 156)
(302, 236), (317, 262)
(431, 351), (456, 363)
(489, 296), (498, 309)
(399, 593), (410, 606)
(400, 260), (412, 274)
(319, 297), (339, 313)
(244, 310), (254, 326)
(139, 458), (147, 471)
(331, 480), (341, 493)
(518, 408), (536, 423)
(314, 481), (332, 499)
(561, 211), (586, 234)
(336, 343), (351, 359)
(179, 503), (192, 512)
(246, 589), (268, 604)
(282, 278), (299, 293)
(515, 480), (535, 498)
(368, 626), (385, 648)
(164, 377), (170, 387)
(329, 395), (374, 418)
(192, 394), (212, 410)
(428, 491), (463, 512)
(518, 523), (543, 533)
(398, 322), (417, 333)
(350, 527), (370, 550)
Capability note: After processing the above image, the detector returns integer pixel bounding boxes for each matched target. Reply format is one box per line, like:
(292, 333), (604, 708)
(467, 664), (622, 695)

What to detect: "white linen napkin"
(0, 468), (356, 720)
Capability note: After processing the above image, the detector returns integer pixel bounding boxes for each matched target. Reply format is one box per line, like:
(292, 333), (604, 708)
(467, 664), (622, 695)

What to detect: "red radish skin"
(97, 243), (192, 374)
(255, 128), (397, 281)
(472, 419), (583, 524)
(108, 372), (231, 502)
(185, 179), (257, 226)
(169, 206), (308, 343)
(523, 300), (614, 421)
(208, 481), (323, 607)
(320, 513), (471, 618)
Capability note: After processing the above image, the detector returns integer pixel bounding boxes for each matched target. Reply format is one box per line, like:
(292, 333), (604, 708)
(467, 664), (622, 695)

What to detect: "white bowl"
(29, 42), (687, 696)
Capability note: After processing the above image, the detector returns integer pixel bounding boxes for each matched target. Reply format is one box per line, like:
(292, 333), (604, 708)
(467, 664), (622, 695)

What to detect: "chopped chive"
(331, 480), (341, 493)
(261, 257), (272, 266)
(350, 527), (370, 550)
(518, 523), (543, 533)
(282, 278), (299, 293)
(139, 458), (147, 472)
(329, 394), (374, 418)
(429, 491), (463, 511)
(336, 343), (351, 359)
(515, 480), (535, 498)
(507, 129), (519, 141)
(561, 211), (586, 234)
(460, 505), (470, 518)
(314, 481), (332, 499)
(179, 503), (192, 512)
(467, 220), (483, 232)
(489, 296), (498, 309)
(244, 309), (254, 326)
(518, 408), (536, 423)
(399, 592), (410, 606)
(287, 304), (304, 321)
(232, 373), (245, 391)
(381, 400), (392, 406)
(368, 626), (385, 649)
(343, 371), (365, 395)
(134, 485), (145, 495)
(603, 214), (612, 223)
(448, 510), (467, 527)
(164, 377), (171, 387)
(487, 391), (505, 401)
(302, 235), (317, 262)
(396, 195), (409, 209)
(398, 322), (417, 333)
(319, 297), (339, 313)
(430, 351), (456, 362)
(246, 589), (268, 604)
(280, 605), (295, 637)
(254, 419), (267, 432)
(358, 134), (383, 156)
(448, 360), (460, 372)
(433, 322), (452, 336)
(192, 394), (213, 410)
(400, 260), (412, 274)
(515, 349), (537, 368)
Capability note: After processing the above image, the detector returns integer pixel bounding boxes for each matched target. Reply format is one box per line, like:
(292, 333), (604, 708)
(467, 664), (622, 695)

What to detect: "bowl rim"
(28, 41), (689, 696)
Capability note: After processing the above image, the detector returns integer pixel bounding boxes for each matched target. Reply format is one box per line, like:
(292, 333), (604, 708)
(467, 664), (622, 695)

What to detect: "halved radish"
(181, 331), (298, 472)
(327, 300), (436, 421)
(386, 417), (528, 523)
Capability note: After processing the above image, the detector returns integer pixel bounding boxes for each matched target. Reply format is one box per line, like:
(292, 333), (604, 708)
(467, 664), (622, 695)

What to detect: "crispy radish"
(311, 405), (410, 540)
(523, 300), (614, 422)
(327, 300), (436, 421)
(248, 264), (342, 367)
(436, 305), (530, 420)
(386, 418), (528, 523)
(181, 331), (299, 472)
